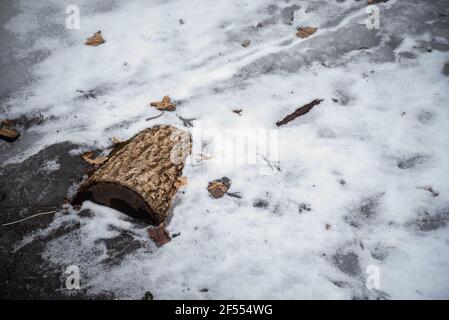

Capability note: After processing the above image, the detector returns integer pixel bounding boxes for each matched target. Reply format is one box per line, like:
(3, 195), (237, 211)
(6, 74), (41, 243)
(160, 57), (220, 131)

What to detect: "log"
(73, 125), (191, 224)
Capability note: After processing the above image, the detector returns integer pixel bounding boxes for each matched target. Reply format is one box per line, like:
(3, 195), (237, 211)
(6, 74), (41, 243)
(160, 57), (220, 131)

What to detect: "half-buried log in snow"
(73, 125), (191, 224)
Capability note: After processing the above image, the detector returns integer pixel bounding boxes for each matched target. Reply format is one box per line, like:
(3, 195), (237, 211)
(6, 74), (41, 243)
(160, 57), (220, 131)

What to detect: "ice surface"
(2, 0), (449, 299)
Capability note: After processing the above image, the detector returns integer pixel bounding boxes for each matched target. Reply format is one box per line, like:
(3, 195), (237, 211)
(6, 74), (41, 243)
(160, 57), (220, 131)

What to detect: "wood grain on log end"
(73, 125), (191, 224)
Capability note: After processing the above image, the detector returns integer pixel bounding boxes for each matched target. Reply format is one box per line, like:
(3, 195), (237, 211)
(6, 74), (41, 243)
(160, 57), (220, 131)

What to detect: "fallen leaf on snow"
(150, 95), (176, 111)
(296, 26), (317, 39)
(85, 31), (105, 46)
(82, 152), (109, 165)
(0, 127), (20, 143)
(242, 40), (251, 48)
(207, 177), (231, 199)
(148, 223), (171, 247)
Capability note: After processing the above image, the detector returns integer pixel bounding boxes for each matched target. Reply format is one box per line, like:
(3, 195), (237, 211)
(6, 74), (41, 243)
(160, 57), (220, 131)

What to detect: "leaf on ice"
(296, 26), (317, 39)
(0, 127), (20, 143)
(85, 31), (106, 47)
(148, 223), (171, 247)
(150, 95), (176, 111)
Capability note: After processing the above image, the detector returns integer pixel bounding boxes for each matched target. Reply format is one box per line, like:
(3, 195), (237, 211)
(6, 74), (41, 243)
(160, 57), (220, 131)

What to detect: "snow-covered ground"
(1, 0), (449, 299)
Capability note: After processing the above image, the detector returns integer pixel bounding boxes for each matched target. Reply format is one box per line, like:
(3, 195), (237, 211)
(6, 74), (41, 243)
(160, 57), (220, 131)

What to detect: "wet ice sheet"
(2, 0), (449, 299)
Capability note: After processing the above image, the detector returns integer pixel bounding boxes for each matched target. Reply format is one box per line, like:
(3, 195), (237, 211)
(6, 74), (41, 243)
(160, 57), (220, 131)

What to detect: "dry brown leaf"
(207, 177), (231, 199)
(85, 31), (106, 47)
(82, 152), (109, 165)
(242, 40), (251, 48)
(325, 223), (331, 230)
(0, 127), (20, 143)
(175, 176), (188, 188)
(148, 223), (171, 247)
(150, 95), (176, 111)
(296, 26), (317, 39)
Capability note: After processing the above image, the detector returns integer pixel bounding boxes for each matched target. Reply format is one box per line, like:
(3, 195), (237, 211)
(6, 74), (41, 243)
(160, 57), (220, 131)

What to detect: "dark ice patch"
(416, 110), (435, 124)
(332, 250), (361, 277)
(0, 142), (88, 298)
(397, 154), (428, 169)
(98, 230), (144, 266)
(443, 62), (449, 76)
(370, 243), (390, 261)
(281, 4), (301, 25)
(253, 199), (269, 209)
(344, 194), (383, 228)
(407, 208), (449, 232)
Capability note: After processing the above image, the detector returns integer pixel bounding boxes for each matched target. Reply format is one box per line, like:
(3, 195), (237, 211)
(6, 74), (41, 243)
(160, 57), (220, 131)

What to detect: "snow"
(2, 0), (449, 299)
(41, 159), (61, 173)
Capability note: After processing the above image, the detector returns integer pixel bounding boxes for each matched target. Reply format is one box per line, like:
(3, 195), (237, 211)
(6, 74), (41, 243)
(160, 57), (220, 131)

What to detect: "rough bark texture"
(73, 125), (191, 224)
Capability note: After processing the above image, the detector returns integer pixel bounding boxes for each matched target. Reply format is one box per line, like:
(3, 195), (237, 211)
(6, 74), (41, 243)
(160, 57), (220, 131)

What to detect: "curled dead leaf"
(0, 127), (20, 143)
(85, 31), (106, 47)
(296, 26), (317, 39)
(82, 152), (109, 165)
(150, 95), (176, 111)
(148, 223), (171, 247)
(242, 40), (251, 48)
(207, 177), (231, 199)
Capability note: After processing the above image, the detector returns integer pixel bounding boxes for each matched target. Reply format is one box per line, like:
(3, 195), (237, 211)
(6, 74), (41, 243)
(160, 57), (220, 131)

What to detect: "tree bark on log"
(73, 125), (191, 224)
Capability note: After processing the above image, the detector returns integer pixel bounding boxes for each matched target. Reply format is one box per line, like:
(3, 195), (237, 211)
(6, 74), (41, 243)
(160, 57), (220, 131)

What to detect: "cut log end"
(73, 183), (160, 224)
(72, 125), (191, 225)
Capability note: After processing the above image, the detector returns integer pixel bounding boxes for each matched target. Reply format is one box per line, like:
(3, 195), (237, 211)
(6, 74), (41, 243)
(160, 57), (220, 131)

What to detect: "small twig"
(146, 111), (165, 121)
(416, 186), (439, 197)
(276, 99), (323, 126)
(232, 109), (243, 116)
(226, 192), (242, 199)
(1, 210), (57, 227)
(258, 153), (281, 172)
(177, 115), (196, 128)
